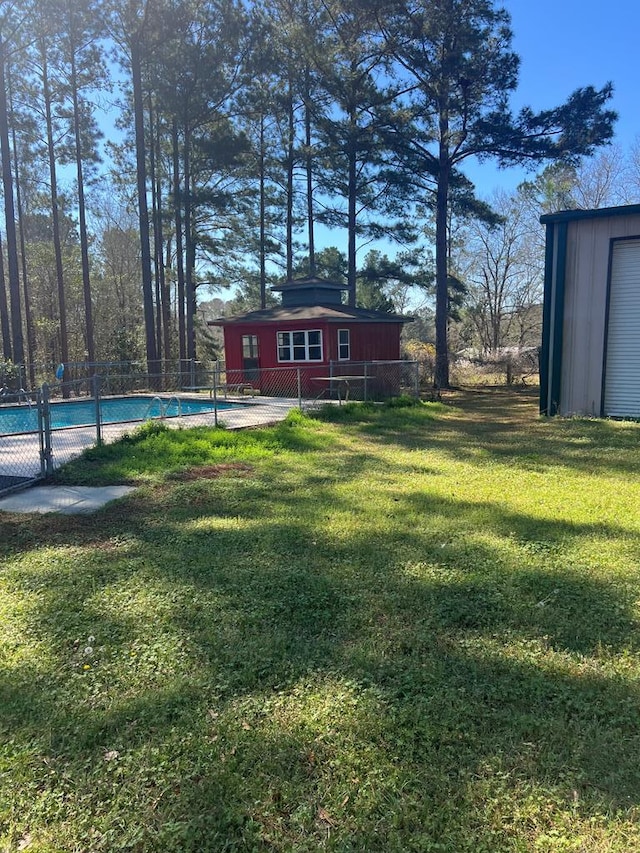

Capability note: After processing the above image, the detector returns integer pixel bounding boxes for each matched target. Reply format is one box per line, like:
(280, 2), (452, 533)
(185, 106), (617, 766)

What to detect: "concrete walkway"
(0, 484), (136, 515)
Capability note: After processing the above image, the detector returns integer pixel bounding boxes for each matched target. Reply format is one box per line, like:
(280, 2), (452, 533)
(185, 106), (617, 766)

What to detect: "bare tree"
(461, 189), (542, 355)
(622, 136), (640, 205)
(572, 144), (629, 208)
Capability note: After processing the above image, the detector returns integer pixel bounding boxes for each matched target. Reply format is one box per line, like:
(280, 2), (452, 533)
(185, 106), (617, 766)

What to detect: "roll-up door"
(604, 239), (640, 417)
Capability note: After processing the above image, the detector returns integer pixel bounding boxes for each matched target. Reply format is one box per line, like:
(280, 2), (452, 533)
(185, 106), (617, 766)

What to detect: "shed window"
(277, 330), (323, 362)
(338, 329), (350, 360)
(242, 335), (259, 359)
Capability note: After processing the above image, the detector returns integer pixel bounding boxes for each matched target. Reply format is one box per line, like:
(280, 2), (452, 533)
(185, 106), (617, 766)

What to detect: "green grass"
(1, 387), (640, 852)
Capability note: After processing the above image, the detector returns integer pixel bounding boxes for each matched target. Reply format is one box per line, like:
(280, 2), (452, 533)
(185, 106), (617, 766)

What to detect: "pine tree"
(106, 0), (158, 372)
(58, 0), (107, 367)
(375, 0), (616, 388)
(0, 8), (26, 366)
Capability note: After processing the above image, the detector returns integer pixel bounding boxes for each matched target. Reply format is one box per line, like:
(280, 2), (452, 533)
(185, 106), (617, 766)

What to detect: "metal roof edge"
(540, 203), (640, 225)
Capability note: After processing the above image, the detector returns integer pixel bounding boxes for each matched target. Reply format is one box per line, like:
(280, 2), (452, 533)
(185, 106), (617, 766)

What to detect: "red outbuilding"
(210, 276), (413, 398)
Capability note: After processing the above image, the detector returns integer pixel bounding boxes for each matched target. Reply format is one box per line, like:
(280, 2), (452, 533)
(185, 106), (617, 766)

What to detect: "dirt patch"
(169, 463), (254, 482)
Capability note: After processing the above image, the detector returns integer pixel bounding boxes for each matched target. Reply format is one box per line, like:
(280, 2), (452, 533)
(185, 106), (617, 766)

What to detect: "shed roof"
(209, 304), (413, 326)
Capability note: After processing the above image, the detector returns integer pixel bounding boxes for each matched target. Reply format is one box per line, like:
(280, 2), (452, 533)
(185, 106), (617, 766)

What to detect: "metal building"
(540, 204), (640, 417)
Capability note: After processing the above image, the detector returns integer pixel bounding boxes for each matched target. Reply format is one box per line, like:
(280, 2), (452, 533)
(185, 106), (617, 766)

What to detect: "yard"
(1, 387), (639, 852)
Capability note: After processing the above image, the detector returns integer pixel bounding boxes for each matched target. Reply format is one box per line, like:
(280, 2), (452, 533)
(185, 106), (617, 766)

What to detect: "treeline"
(0, 0), (618, 387)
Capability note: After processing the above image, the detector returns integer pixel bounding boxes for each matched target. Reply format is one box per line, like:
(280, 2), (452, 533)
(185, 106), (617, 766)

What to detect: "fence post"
(364, 362), (368, 402)
(413, 361), (419, 398)
(39, 383), (53, 477)
(37, 388), (46, 478)
(213, 382), (218, 428)
(297, 368), (302, 409)
(93, 374), (102, 445)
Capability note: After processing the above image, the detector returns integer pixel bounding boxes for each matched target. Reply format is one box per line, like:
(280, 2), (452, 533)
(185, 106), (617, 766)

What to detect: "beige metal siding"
(560, 214), (640, 415)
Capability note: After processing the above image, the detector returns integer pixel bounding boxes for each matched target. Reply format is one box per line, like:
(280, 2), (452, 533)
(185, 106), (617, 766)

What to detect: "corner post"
(39, 383), (53, 477)
(93, 374), (102, 445)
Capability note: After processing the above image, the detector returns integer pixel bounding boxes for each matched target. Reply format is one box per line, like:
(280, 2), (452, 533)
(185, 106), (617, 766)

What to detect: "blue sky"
(98, 2), (640, 202)
(467, 0), (640, 195)
(312, 0), (640, 262)
(94, 2), (640, 274)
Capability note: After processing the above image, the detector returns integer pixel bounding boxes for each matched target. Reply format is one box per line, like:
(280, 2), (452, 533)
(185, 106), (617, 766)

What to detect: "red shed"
(210, 276), (413, 396)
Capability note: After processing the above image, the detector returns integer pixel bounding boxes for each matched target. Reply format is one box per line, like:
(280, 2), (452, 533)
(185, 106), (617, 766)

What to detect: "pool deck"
(0, 395), (305, 491)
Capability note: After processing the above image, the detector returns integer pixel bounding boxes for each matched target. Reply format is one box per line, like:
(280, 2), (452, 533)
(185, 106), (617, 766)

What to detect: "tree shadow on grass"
(3, 481), (640, 850)
(3, 422), (640, 849)
(317, 386), (640, 479)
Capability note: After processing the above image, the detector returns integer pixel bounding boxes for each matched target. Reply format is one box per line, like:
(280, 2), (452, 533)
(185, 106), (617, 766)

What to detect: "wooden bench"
(218, 383), (257, 398)
(182, 384), (257, 398)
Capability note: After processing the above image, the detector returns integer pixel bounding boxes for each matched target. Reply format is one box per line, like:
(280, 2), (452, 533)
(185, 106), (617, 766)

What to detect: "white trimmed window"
(338, 329), (350, 360)
(277, 330), (323, 362)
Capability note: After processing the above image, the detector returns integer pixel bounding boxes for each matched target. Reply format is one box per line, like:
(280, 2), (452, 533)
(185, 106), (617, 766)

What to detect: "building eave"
(270, 275), (346, 293)
(209, 305), (414, 326)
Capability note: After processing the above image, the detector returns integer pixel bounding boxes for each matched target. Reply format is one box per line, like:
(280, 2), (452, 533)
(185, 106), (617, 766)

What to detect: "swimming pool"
(0, 395), (237, 436)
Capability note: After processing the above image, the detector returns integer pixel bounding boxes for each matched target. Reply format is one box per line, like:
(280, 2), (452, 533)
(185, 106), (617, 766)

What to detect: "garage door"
(604, 238), (640, 417)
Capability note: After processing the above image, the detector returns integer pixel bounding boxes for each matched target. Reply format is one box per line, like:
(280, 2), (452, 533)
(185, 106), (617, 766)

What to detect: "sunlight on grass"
(2, 390), (640, 851)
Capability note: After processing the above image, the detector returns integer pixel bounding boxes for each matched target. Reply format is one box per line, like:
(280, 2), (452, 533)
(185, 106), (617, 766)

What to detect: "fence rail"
(0, 360), (419, 497)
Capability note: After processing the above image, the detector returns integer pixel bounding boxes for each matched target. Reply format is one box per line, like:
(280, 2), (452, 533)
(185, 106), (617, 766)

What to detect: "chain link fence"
(1, 359), (216, 391)
(0, 386), (43, 494)
(0, 360), (419, 497)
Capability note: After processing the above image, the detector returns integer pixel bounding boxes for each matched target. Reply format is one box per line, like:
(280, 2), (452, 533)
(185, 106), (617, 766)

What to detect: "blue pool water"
(0, 395), (236, 436)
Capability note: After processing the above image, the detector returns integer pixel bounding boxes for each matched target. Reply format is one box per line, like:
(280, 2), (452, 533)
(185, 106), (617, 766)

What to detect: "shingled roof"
(209, 304), (413, 325)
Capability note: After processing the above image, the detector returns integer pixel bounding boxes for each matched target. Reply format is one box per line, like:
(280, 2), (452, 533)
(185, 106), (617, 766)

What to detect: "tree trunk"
(347, 102), (357, 307)
(130, 33), (158, 373)
(0, 30), (24, 366)
(435, 186), (449, 388)
(172, 118), (186, 362)
(70, 45), (95, 366)
(259, 113), (266, 309)
(156, 122), (171, 369)
(434, 148), (450, 389)
(0, 232), (11, 360)
(9, 65), (35, 384)
(286, 81), (294, 281)
(148, 93), (163, 361)
(183, 125), (196, 361)
(304, 71), (315, 277)
(41, 38), (69, 388)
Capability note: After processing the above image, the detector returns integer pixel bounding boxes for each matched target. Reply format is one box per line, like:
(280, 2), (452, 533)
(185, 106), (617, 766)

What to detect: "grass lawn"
(1, 387), (640, 852)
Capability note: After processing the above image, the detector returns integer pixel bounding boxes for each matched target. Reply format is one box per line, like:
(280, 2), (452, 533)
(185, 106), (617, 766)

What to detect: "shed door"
(604, 239), (640, 417)
(242, 334), (260, 380)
